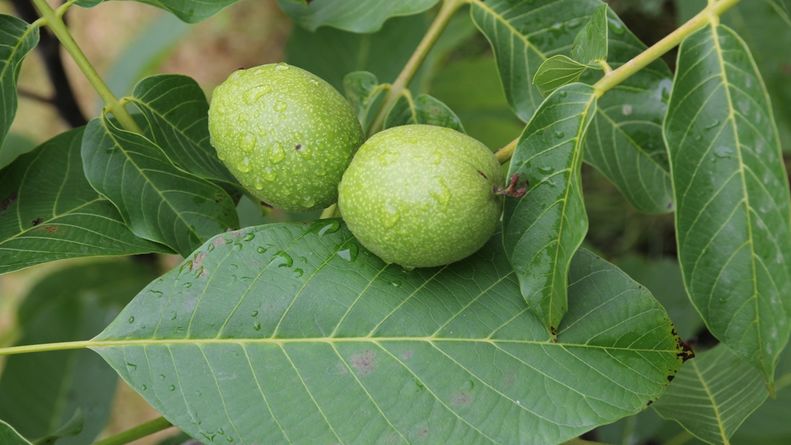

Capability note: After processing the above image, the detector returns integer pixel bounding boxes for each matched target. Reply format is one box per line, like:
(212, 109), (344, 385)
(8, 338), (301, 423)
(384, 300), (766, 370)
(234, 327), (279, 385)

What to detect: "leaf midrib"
(709, 24), (764, 371)
(691, 358), (731, 445)
(88, 336), (678, 354)
(127, 96), (233, 184)
(99, 118), (203, 244)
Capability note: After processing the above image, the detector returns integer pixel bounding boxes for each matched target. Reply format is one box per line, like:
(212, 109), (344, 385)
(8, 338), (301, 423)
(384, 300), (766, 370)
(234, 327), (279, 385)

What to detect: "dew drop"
(243, 232), (256, 241)
(141, 384), (148, 391)
(383, 203), (400, 228)
(128, 316), (135, 324)
(293, 268), (304, 278)
(558, 90), (567, 98)
(253, 321), (262, 331)
(430, 179), (451, 206)
(183, 282), (192, 288)
(251, 310), (259, 317)
(317, 220), (341, 236)
(462, 380), (475, 391)
(149, 290), (163, 298)
(262, 167), (276, 182)
(270, 143), (286, 163)
(275, 62), (290, 71)
(309, 79), (319, 86)
(301, 196), (315, 208)
(169, 384), (176, 392)
(254, 179), (265, 191)
(336, 243), (359, 262)
(159, 374), (166, 380)
(256, 246), (268, 254)
(126, 362), (137, 370)
(538, 166), (553, 174)
(608, 18), (625, 34)
(243, 85), (271, 105)
(238, 156), (252, 173)
(239, 132), (256, 153)
(621, 104), (633, 116)
(390, 281), (402, 287)
(554, 130), (565, 139)
(704, 120), (720, 130)
(714, 146), (734, 158)
(169, 311), (178, 321)
(274, 251), (294, 267)
(274, 100), (288, 113)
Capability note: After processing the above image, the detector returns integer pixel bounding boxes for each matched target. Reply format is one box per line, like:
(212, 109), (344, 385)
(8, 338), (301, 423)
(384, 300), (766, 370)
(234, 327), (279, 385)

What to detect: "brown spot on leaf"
(350, 350), (376, 376)
(401, 350), (414, 360)
(0, 193), (17, 212)
(212, 237), (226, 248)
(44, 225), (58, 233)
(294, 143), (302, 151)
(451, 392), (473, 407)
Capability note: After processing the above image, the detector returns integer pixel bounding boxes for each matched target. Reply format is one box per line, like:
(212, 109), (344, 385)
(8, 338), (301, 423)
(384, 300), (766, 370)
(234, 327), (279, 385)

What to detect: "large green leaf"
(278, 0), (439, 33)
(469, 0), (674, 214)
(74, 0), (239, 23)
(92, 222), (683, 444)
(81, 117), (239, 257)
(0, 261), (155, 445)
(665, 24), (791, 384)
(0, 129), (166, 275)
(128, 74), (237, 186)
(503, 83), (597, 333)
(653, 345), (768, 445)
(676, 0), (791, 151)
(0, 421), (31, 445)
(0, 15), (39, 150)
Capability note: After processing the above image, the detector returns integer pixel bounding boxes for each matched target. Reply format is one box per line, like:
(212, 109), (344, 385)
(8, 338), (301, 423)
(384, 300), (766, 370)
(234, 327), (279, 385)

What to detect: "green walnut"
(208, 63), (363, 211)
(338, 125), (502, 268)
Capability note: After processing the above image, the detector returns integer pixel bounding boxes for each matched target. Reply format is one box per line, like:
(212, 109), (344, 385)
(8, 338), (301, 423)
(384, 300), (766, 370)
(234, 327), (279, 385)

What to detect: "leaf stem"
(93, 417), (173, 445)
(495, 138), (518, 164)
(0, 340), (93, 356)
(320, 203), (338, 219)
(593, 0), (740, 96)
(367, 0), (465, 135)
(30, 0), (141, 132)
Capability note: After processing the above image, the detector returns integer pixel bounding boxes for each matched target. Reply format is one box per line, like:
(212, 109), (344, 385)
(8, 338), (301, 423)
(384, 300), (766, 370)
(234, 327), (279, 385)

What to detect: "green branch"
(31, 0), (141, 133)
(367, 0), (465, 135)
(93, 417), (173, 445)
(593, 0), (740, 96)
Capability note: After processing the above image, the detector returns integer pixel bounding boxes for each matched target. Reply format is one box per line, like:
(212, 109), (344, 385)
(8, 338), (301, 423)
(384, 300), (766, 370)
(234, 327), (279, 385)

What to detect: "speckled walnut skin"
(208, 63), (363, 211)
(339, 125), (503, 268)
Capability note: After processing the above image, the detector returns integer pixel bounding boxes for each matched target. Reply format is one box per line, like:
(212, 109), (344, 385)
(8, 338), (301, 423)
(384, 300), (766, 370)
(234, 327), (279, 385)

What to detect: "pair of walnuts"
(208, 63), (502, 268)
